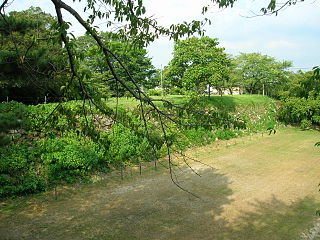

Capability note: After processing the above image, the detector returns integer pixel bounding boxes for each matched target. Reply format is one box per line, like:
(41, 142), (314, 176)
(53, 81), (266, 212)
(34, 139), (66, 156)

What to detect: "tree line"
(1, 7), (314, 104)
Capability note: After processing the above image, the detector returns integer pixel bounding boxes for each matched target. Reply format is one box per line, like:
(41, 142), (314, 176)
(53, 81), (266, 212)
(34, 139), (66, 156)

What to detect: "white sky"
(7, 0), (320, 70)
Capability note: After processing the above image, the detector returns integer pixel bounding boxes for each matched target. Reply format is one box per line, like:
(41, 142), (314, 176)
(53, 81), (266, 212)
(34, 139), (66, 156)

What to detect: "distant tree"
(76, 32), (155, 96)
(166, 37), (231, 95)
(234, 53), (292, 97)
(0, 0), (306, 101)
(280, 69), (320, 99)
(0, 7), (68, 103)
(224, 57), (243, 95)
(147, 69), (162, 90)
(278, 68), (320, 127)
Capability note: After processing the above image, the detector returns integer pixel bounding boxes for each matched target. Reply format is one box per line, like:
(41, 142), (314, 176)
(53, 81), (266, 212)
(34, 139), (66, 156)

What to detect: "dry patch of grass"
(0, 127), (320, 239)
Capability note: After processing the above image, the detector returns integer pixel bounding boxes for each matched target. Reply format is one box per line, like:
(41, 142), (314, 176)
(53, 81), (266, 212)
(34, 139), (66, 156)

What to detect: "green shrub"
(0, 102), (26, 146)
(146, 89), (164, 96)
(0, 174), (46, 198)
(25, 102), (81, 133)
(183, 128), (215, 146)
(300, 119), (312, 130)
(38, 136), (106, 183)
(107, 124), (152, 167)
(169, 88), (185, 95)
(0, 143), (46, 198)
(215, 129), (238, 140)
(0, 135), (107, 198)
(278, 96), (320, 126)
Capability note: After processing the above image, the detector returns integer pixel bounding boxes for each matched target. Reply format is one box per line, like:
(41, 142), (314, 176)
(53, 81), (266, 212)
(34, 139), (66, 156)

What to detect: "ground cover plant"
(1, 128), (319, 239)
(0, 94), (278, 198)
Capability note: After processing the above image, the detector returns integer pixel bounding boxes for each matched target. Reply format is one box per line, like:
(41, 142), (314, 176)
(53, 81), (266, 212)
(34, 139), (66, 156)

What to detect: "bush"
(25, 102), (88, 134)
(169, 88), (185, 95)
(215, 129), (238, 140)
(146, 89), (164, 96)
(0, 101), (26, 146)
(38, 136), (106, 183)
(278, 96), (320, 127)
(0, 136), (107, 198)
(107, 124), (152, 167)
(300, 119), (312, 130)
(183, 128), (215, 146)
(0, 143), (46, 198)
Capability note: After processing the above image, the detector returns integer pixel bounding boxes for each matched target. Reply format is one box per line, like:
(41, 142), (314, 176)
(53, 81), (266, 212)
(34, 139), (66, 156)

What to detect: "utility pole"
(160, 65), (163, 97)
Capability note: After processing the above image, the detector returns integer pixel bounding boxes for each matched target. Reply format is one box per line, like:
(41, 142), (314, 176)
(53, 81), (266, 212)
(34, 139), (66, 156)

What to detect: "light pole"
(160, 65), (163, 97)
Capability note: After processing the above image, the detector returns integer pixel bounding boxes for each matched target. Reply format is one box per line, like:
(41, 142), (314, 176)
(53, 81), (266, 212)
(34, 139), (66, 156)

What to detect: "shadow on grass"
(0, 167), (232, 239)
(223, 196), (319, 240)
(199, 95), (237, 112)
(0, 167), (318, 240)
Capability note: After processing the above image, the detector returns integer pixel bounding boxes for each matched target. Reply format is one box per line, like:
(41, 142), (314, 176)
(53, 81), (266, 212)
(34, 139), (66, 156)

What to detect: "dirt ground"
(1, 128), (320, 240)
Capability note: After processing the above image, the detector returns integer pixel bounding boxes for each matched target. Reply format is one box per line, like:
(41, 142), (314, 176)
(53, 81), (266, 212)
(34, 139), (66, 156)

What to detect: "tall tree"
(282, 70), (320, 99)
(166, 37), (231, 94)
(76, 32), (155, 96)
(277, 69), (320, 127)
(234, 53), (292, 97)
(0, 7), (68, 103)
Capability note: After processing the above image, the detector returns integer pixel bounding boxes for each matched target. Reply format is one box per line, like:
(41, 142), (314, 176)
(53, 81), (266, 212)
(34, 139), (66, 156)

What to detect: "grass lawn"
(1, 127), (319, 239)
(106, 94), (275, 109)
(105, 94), (187, 109)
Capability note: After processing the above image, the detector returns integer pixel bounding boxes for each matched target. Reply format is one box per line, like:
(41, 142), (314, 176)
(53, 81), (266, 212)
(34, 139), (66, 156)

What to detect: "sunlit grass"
(105, 94), (275, 109)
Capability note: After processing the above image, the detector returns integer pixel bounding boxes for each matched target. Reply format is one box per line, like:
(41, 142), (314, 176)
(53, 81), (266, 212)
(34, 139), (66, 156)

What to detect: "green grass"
(200, 94), (276, 111)
(24, 94), (273, 111)
(105, 94), (188, 109)
(106, 94), (275, 110)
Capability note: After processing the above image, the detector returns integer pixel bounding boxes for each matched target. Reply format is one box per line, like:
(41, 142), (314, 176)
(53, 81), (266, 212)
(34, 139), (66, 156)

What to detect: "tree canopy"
(233, 53), (292, 97)
(0, 7), (68, 103)
(76, 32), (155, 97)
(0, 0), (307, 102)
(166, 37), (231, 94)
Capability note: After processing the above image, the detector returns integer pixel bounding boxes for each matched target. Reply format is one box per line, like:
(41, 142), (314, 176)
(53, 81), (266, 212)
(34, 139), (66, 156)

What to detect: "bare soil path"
(1, 128), (320, 240)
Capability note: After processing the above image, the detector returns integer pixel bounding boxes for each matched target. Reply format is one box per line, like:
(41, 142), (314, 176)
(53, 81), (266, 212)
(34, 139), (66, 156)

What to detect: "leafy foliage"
(232, 53), (292, 96)
(76, 33), (155, 96)
(0, 101), (26, 146)
(0, 142), (46, 197)
(0, 7), (68, 103)
(0, 95), (278, 198)
(39, 136), (106, 183)
(0, 136), (106, 198)
(146, 89), (164, 96)
(107, 123), (151, 167)
(277, 69), (320, 128)
(166, 37), (231, 93)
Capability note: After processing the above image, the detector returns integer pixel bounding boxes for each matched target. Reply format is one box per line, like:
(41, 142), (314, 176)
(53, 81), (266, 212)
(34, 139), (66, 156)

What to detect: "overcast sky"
(8, 0), (320, 70)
